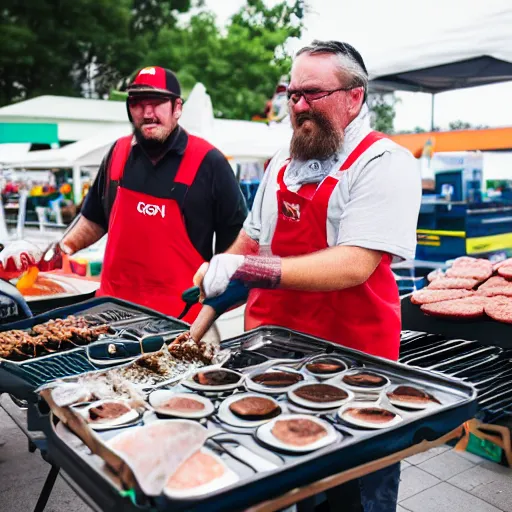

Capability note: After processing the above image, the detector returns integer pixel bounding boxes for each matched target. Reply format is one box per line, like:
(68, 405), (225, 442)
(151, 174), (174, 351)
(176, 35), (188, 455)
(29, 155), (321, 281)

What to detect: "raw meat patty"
(420, 296), (488, 319)
(498, 266), (512, 280)
(411, 289), (473, 305)
(160, 397), (205, 412)
(446, 266), (492, 280)
(427, 277), (479, 290)
(484, 297), (512, 324)
(166, 451), (225, 490)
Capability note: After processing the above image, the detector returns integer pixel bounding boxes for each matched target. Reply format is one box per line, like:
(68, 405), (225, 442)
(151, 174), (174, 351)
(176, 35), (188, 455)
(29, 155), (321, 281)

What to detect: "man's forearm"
(61, 216), (105, 254)
(225, 230), (259, 256)
(279, 246), (383, 291)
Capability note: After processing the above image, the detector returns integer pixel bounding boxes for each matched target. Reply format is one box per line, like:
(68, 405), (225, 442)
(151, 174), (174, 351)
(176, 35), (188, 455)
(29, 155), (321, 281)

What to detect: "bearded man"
(194, 41), (421, 511)
(0, 67), (246, 321)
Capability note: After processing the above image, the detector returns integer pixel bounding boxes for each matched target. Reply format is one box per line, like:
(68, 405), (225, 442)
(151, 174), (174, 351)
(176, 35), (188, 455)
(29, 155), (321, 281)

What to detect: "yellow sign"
(466, 233), (512, 254)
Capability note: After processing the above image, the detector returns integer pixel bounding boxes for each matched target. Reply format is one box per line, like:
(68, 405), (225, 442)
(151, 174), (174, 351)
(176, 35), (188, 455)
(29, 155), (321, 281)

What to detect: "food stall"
(0, 282), (479, 511)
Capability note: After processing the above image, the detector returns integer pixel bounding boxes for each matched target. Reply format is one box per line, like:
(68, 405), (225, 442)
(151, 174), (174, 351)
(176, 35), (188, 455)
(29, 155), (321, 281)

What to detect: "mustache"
(142, 117), (160, 124)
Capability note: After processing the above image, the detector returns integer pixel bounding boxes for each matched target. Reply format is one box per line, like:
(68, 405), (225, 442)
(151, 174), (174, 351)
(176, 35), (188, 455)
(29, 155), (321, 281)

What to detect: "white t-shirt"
(244, 108), (422, 261)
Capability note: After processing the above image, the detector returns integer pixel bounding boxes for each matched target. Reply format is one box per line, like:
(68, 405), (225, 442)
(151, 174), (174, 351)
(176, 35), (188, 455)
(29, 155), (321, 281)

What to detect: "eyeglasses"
(287, 86), (359, 105)
(127, 96), (173, 110)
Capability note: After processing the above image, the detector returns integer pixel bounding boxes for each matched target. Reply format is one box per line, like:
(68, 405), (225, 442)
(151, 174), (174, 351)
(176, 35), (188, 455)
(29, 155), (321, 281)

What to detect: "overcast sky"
(205, 0), (512, 132)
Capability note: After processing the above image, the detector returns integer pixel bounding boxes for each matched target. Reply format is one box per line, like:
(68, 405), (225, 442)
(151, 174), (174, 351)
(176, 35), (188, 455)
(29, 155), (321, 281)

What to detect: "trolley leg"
(33, 465), (60, 512)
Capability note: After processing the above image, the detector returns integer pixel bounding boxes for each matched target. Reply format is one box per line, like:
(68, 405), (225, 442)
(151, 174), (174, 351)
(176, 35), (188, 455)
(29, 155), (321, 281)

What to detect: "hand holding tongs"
(179, 280), (249, 342)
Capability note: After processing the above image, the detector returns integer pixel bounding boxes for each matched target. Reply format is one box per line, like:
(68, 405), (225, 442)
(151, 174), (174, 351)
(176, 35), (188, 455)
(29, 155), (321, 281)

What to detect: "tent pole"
(430, 94), (435, 132)
(72, 165), (81, 205)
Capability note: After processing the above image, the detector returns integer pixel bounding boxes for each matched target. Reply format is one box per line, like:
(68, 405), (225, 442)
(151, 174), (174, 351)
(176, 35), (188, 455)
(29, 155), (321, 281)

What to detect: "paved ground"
(1, 402), (511, 512)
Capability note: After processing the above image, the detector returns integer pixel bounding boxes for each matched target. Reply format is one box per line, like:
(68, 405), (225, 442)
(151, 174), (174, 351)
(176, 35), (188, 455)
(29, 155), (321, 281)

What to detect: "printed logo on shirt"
(281, 201), (300, 221)
(137, 201), (166, 218)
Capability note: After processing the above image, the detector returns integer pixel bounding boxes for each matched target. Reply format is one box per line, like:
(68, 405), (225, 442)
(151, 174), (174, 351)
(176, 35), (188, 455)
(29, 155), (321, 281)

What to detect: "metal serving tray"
(401, 295), (512, 348)
(41, 326), (477, 512)
(0, 297), (189, 400)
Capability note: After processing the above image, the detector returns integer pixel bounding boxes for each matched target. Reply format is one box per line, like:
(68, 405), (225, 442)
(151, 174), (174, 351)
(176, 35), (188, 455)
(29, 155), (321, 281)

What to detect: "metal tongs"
(179, 280), (249, 342)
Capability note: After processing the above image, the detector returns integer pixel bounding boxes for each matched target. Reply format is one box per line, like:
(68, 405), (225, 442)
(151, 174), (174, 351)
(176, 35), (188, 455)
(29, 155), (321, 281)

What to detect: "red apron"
(97, 135), (213, 323)
(245, 132), (401, 360)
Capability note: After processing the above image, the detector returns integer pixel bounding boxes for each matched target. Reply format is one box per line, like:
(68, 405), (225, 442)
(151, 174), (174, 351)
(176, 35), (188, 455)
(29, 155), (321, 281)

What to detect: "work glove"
(38, 241), (72, 272)
(0, 241), (43, 279)
(198, 254), (282, 299)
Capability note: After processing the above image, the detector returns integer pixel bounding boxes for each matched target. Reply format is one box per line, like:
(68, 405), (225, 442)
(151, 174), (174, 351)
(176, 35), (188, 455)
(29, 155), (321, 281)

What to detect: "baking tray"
(0, 297), (189, 401)
(401, 295), (512, 348)
(41, 326), (477, 512)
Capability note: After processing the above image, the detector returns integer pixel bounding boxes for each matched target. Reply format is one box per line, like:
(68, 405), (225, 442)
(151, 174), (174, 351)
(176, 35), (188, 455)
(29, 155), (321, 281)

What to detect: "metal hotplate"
(41, 326), (477, 512)
(0, 297), (189, 401)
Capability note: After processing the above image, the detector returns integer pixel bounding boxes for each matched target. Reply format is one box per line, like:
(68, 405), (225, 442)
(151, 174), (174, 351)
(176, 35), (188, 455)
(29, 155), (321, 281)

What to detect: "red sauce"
(22, 277), (66, 296)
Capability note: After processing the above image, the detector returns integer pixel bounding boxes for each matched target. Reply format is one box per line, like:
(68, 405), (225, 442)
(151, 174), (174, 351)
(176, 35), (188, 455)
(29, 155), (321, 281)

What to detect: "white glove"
(0, 240), (43, 277)
(202, 254), (245, 298)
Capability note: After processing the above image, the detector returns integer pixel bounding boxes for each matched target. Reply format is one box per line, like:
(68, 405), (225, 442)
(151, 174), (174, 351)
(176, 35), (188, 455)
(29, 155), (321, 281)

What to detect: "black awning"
(369, 55), (512, 94)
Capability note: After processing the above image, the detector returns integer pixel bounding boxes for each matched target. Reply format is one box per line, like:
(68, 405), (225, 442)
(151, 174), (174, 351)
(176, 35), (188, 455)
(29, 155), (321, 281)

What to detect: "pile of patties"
(411, 257), (512, 323)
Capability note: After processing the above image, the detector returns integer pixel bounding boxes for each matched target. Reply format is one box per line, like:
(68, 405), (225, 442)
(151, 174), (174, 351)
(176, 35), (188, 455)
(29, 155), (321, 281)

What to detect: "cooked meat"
(420, 296), (487, 319)
(0, 316), (110, 360)
(305, 361), (344, 374)
(427, 277), (479, 290)
(168, 332), (216, 364)
(193, 370), (240, 386)
(159, 397), (205, 412)
(411, 289), (473, 305)
(166, 451), (225, 490)
(229, 396), (280, 420)
(387, 385), (440, 404)
(484, 297), (512, 324)
(342, 372), (387, 388)
(272, 418), (327, 446)
(294, 384), (348, 403)
(252, 371), (303, 387)
(345, 407), (396, 424)
(88, 402), (131, 423)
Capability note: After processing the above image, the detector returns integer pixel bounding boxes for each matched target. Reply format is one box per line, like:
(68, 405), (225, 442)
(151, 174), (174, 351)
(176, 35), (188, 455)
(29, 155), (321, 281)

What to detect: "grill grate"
(399, 331), (512, 422)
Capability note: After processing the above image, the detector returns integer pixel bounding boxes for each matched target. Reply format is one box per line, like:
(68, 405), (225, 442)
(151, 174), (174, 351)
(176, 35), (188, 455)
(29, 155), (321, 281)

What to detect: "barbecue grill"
(35, 327), (477, 512)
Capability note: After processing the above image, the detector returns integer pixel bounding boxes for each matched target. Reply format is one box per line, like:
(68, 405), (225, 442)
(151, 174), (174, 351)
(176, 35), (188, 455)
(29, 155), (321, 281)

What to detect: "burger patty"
(252, 371), (303, 387)
(411, 289), (473, 305)
(484, 297), (512, 324)
(446, 266), (492, 280)
(420, 296), (487, 319)
(498, 266), (512, 280)
(229, 397), (280, 420)
(294, 384), (348, 403)
(427, 277), (479, 290)
(271, 419), (327, 446)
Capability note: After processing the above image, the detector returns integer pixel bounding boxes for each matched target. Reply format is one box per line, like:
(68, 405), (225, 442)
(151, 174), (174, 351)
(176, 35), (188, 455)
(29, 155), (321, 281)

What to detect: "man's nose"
(292, 96), (310, 114)
(142, 103), (155, 116)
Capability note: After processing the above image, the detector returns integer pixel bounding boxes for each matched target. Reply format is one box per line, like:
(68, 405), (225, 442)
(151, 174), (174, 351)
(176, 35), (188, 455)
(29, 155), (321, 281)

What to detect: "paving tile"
(401, 482), (502, 512)
(397, 506), (412, 512)
(405, 445), (451, 465)
(448, 464), (512, 492)
(480, 461), (512, 477)
(418, 450), (475, 481)
(452, 449), (487, 465)
(398, 466), (441, 501)
(471, 479), (512, 512)
(401, 459), (412, 470)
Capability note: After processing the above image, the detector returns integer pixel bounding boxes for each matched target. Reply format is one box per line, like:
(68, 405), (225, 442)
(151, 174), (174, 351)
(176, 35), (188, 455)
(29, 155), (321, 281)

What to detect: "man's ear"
(173, 99), (183, 119)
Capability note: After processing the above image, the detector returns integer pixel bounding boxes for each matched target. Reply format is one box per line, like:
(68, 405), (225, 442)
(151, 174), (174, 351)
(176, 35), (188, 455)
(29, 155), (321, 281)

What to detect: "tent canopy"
(368, 9), (512, 94)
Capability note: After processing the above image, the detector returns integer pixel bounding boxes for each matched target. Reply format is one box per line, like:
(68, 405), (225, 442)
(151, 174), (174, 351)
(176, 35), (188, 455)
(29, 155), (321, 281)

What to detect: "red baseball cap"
(127, 66), (181, 97)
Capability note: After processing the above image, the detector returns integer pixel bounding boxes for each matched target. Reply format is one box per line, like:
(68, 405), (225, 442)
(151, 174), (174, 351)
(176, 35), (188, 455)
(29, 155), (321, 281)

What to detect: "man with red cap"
(0, 67), (246, 322)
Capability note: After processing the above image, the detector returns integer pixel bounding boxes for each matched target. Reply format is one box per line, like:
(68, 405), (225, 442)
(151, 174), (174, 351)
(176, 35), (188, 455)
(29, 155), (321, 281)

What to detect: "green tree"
(139, 0), (306, 119)
(368, 93), (399, 134)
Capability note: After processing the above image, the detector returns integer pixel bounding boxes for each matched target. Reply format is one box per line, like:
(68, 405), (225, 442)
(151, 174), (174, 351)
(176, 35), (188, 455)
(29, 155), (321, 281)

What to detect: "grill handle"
(0, 278), (32, 319)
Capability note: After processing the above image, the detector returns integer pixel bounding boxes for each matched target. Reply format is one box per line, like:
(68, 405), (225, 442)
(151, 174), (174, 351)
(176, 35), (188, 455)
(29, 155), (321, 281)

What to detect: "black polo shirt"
(81, 126), (247, 261)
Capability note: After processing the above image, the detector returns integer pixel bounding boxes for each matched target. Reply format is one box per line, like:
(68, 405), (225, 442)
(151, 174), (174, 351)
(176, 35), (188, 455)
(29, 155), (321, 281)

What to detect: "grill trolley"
(39, 327), (477, 512)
